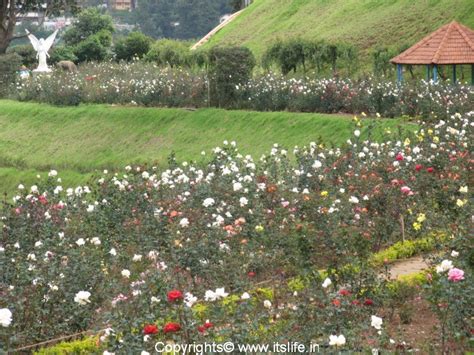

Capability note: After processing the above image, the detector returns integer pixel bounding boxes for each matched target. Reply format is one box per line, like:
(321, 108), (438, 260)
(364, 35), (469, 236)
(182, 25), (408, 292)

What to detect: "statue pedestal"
(33, 68), (52, 73)
(32, 69), (52, 78)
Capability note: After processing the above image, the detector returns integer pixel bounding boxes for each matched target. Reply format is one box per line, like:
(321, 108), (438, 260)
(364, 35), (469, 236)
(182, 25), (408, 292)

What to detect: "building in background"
(110, 0), (136, 11)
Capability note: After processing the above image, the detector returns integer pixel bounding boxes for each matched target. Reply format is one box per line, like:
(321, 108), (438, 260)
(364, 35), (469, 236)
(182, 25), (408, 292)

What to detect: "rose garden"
(0, 5), (473, 354)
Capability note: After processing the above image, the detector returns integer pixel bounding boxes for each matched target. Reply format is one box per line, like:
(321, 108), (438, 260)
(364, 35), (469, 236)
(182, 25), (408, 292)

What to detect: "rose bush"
(0, 112), (472, 352)
(9, 62), (474, 118)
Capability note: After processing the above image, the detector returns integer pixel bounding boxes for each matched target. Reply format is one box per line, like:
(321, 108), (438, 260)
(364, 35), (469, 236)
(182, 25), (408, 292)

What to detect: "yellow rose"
(417, 213), (426, 223)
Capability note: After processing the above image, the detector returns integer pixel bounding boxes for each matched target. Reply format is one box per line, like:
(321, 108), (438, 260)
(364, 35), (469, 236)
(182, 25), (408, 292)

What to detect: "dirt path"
(388, 256), (429, 279)
(191, 10), (244, 50)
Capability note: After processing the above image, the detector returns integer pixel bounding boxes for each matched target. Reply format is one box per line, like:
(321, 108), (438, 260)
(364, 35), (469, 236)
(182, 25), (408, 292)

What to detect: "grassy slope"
(0, 99), (408, 194)
(206, 0), (474, 59)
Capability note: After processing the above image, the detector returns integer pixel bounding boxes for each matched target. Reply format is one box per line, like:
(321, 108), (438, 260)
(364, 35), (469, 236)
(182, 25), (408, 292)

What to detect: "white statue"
(26, 29), (58, 73)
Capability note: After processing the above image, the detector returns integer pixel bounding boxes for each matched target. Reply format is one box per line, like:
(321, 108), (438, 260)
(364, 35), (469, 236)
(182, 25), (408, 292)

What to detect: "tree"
(131, 0), (231, 40)
(74, 32), (110, 62)
(0, 0), (77, 54)
(207, 46), (255, 108)
(62, 9), (114, 63)
(114, 32), (153, 61)
(63, 8), (114, 46)
(262, 39), (312, 74)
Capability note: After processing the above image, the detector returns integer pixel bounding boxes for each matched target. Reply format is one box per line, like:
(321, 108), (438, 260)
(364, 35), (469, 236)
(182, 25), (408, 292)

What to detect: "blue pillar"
(471, 64), (474, 85)
(397, 64), (403, 83)
(426, 65), (431, 81)
(433, 65), (438, 82)
(452, 65), (456, 84)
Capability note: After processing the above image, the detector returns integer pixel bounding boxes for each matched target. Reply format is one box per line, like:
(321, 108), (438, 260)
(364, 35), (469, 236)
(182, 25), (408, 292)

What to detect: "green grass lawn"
(0, 99), (410, 195)
(206, 0), (474, 60)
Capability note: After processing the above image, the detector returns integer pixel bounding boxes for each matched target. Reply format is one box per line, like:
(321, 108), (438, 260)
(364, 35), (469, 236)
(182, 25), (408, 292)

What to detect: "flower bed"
(10, 62), (474, 119)
(0, 112), (472, 353)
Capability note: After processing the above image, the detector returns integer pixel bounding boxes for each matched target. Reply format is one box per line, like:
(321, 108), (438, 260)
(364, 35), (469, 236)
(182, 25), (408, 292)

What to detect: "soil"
(388, 256), (429, 279)
(385, 297), (441, 352)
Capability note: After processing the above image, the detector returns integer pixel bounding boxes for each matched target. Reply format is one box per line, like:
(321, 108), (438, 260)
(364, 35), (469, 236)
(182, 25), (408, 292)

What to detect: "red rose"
(247, 271), (256, 278)
(415, 164), (423, 171)
(426, 167), (434, 173)
(338, 289), (351, 296)
(332, 299), (341, 307)
(163, 322), (181, 333)
(143, 324), (158, 335)
(395, 153), (404, 161)
(167, 290), (183, 302)
(364, 298), (374, 306)
(198, 321), (213, 333)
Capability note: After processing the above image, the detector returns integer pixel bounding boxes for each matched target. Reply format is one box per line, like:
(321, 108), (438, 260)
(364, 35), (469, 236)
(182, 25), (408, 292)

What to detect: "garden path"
(388, 256), (429, 279)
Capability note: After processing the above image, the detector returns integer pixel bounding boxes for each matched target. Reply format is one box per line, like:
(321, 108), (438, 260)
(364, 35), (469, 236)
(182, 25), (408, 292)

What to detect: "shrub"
(0, 112), (471, 352)
(263, 39), (359, 76)
(372, 46), (396, 78)
(207, 46), (255, 108)
(0, 53), (22, 96)
(6, 45), (37, 68)
(114, 32), (153, 61)
(49, 46), (78, 65)
(145, 39), (192, 67)
(34, 337), (100, 355)
(262, 39), (310, 74)
(74, 35), (109, 63)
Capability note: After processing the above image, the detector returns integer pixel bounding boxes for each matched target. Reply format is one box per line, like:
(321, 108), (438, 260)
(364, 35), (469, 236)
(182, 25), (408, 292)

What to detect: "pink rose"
(448, 268), (464, 282)
(400, 186), (413, 195)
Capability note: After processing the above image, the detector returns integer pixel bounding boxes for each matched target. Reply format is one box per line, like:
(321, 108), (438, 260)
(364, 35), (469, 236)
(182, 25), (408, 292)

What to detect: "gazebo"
(390, 21), (474, 84)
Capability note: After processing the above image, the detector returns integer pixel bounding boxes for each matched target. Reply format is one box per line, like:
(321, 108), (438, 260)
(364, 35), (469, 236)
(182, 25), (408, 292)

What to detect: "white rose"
(74, 291), (91, 305)
(329, 334), (346, 346)
(322, 277), (332, 288)
(371, 315), (383, 330)
(0, 308), (12, 327)
(241, 292), (251, 300)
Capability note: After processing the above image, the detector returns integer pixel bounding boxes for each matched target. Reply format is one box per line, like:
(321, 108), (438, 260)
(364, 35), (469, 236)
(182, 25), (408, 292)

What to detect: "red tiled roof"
(390, 21), (474, 65)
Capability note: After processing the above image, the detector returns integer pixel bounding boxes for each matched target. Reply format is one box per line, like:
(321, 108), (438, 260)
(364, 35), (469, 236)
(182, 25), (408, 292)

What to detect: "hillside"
(205, 0), (474, 60)
(0, 100), (409, 194)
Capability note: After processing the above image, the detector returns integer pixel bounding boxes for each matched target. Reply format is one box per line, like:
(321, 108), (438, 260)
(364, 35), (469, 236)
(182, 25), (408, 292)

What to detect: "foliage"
(0, 99), (407, 195)
(372, 46), (396, 78)
(9, 63), (474, 117)
(0, 112), (471, 352)
(0, 53), (22, 96)
(204, 0), (474, 66)
(34, 337), (100, 355)
(423, 220), (473, 353)
(49, 46), (78, 65)
(262, 39), (358, 76)
(130, 0), (231, 40)
(207, 46), (255, 107)
(63, 9), (114, 47)
(145, 39), (192, 67)
(0, 0), (77, 54)
(370, 233), (446, 267)
(6, 45), (37, 68)
(114, 32), (153, 61)
(62, 9), (114, 63)
(73, 33), (111, 63)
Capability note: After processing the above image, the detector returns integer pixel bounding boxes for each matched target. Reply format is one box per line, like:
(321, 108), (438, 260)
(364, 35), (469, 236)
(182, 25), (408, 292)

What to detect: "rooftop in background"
(390, 21), (474, 65)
